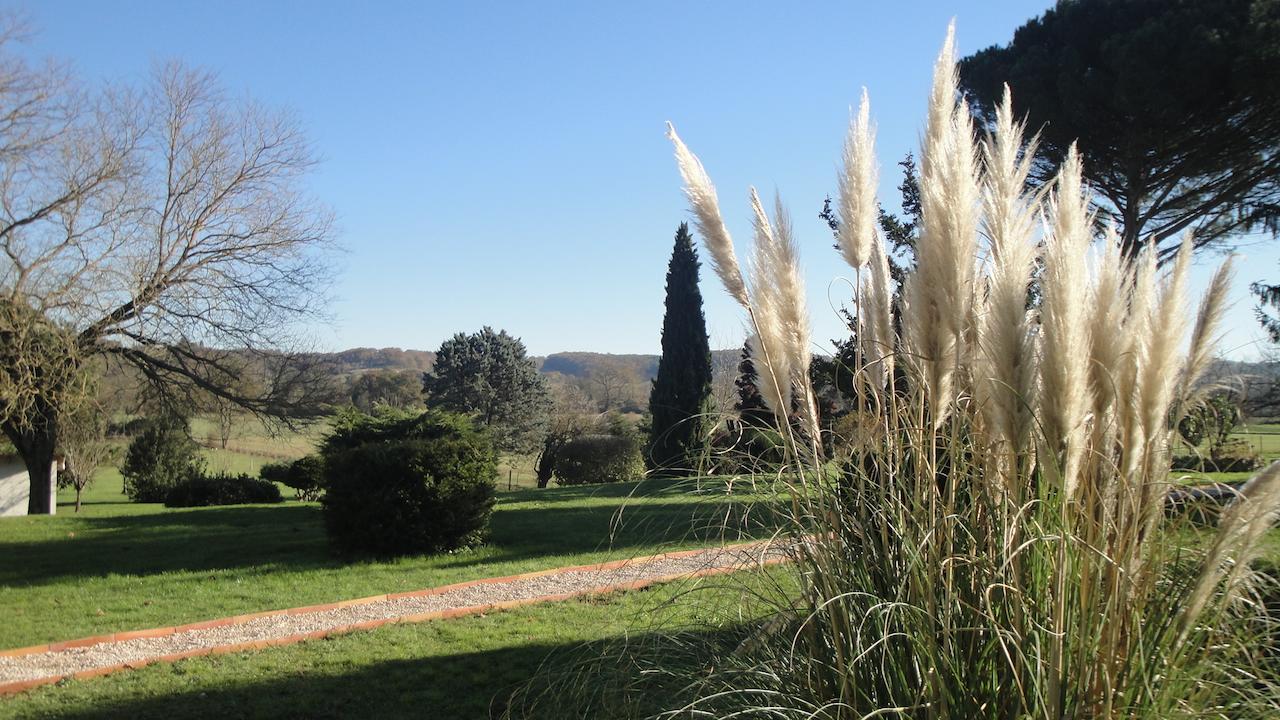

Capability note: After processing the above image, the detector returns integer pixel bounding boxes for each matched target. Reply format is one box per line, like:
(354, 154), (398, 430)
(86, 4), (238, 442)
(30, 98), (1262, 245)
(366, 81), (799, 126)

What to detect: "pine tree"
(733, 339), (772, 428)
(647, 223), (713, 474)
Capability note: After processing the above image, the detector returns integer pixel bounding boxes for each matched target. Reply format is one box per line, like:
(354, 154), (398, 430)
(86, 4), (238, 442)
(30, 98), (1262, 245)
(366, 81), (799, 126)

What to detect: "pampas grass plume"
(837, 89), (878, 271)
(667, 123), (751, 308)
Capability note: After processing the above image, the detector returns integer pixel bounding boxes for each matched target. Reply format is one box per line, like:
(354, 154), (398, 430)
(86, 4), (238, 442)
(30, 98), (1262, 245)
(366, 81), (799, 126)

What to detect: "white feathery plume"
(1037, 144), (1092, 497)
(1181, 460), (1280, 636)
(976, 84), (1039, 470)
(903, 22), (981, 427)
(1180, 257), (1235, 404)
(763, 191), (810, 373)
(1086, 233), (1128, 468)
(770, 194), (821, 441)
(1129, 234), (1194, 544)
(1117, 246), (1157, 482)
(860, 232), (895, 389)
(837, 88), (879, 271)
(748, 188), (794, 422)
(667, 123), (750, 308)
(1137, 234), (1193, 457)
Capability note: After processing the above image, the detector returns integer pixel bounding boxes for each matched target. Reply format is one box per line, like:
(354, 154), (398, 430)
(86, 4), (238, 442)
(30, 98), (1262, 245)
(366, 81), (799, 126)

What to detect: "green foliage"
(710, 424), (785, 474)
(119, 419), (206, 503)
(422, 327), (551, 453)
(553, 434), (643, 486)
(260, 455), (325, 501)
(321, 409), (498, 556)
(1178, 393), (1245, 450)
(164, 472), (283, 507)
(647, 223), (713, 474)
(959, 0), (1280, 259)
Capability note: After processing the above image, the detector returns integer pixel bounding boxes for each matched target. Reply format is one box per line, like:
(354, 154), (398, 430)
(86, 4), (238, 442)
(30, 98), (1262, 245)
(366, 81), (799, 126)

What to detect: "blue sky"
(20, 1), (1280, 359)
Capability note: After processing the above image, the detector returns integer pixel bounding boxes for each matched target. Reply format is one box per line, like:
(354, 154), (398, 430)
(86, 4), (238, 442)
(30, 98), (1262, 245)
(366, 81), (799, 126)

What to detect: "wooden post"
(508, 468), (513, 491)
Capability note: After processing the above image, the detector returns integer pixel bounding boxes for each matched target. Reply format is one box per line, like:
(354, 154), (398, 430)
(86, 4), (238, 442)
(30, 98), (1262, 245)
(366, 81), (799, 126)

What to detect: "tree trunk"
(2, 400), (60, 515)
(535, 436), (560, 489)
(75, 485), (82, 513)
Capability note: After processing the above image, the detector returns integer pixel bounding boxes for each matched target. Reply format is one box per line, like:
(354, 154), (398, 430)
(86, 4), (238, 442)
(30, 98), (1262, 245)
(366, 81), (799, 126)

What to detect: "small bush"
(164, 473), (283, 507)
(120, 420), (205, 503)
(258, 460), (291, 483)
(553, 434), (643, 485)
(261, 455), (325, 501)
(1171, 438), (1264, 473)
(709, 424), (786, 474)
(321, 410), (498, 556)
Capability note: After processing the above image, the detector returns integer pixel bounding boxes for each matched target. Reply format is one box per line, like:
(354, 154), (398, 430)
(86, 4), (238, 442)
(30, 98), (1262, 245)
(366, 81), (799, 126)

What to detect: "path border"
(0, 542), (782, 696)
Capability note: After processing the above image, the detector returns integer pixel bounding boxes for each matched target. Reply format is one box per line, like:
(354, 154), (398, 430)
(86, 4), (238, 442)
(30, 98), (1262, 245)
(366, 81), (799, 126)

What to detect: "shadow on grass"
(498, 475), (717, 504)
(2, 490), (781, 586)
(0, 505), (332, 587)
(24, 619), (750, 720)
(27, 641), (570, 720)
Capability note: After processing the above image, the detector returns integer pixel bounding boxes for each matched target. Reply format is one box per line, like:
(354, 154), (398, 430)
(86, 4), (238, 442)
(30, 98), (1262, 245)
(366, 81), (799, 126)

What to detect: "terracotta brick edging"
(0, 541), (784, 697)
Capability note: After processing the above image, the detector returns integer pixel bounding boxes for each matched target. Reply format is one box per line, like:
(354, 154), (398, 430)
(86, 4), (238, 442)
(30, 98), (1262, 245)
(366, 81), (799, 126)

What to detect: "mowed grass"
(0, 568), (792, 720)
(0, 477), (777, 650)
(1170, 420), (1280, 486)
(188, 414), (326, 460)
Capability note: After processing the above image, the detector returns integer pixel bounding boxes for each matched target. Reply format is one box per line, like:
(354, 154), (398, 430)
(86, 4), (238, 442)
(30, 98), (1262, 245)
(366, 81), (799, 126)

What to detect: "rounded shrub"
(553, 433), (643, 486)
(261, 455), (325, 500)
(120, 420), (205, 503)
(258, 460), (291, 483)
(321, 410), (498, 556)
(164, 472), (283, 507)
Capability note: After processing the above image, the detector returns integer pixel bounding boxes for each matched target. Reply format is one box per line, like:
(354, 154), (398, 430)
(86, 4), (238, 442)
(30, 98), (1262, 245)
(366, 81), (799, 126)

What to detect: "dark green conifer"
(646, 223), (713, 474)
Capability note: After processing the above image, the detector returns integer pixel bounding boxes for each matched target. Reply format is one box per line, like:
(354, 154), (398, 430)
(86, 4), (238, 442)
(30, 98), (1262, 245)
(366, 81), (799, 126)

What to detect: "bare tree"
(0, 36), (334, 513)
(586, 364), (630, 412)
(535, 381), (596, 488)
(56, 391), (113, 513)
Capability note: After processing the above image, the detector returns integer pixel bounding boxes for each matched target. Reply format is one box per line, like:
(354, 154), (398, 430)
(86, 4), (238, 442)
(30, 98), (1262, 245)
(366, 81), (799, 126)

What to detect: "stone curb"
(0, 542), (781, 697)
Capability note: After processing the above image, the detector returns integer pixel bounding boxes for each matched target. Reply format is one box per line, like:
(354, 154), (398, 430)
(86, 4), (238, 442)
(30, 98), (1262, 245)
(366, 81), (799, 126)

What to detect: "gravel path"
(0, 543), (782, 688)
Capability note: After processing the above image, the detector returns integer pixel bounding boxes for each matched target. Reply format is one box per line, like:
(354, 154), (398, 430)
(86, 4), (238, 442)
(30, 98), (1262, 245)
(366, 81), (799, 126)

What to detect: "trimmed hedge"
(321, 410), (498, 556)
(553, 433), (643, 486)
(164, 473), (283, 507)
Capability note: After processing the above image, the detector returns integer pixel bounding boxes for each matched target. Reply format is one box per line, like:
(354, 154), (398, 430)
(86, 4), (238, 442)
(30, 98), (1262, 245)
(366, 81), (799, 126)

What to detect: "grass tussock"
(513, 24), (1280, 720)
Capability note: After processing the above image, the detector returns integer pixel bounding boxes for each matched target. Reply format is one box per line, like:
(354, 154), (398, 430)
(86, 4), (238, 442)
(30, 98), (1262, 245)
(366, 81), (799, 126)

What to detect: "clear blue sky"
(20, 1), (1280, 359)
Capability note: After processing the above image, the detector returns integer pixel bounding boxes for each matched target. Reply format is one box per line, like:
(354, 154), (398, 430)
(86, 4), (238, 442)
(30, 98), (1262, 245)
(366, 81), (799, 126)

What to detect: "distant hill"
(538, 352), (659, 379)
(537, 349), (740, 381)
(319, 347), (436, 374)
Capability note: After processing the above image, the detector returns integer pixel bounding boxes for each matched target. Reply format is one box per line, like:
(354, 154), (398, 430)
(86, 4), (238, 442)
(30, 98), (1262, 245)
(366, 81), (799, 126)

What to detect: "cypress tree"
(647, 223), (713, 474)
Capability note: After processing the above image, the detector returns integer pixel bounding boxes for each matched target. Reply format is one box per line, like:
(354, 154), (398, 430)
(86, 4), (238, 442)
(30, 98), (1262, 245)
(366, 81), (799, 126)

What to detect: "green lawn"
(1170, 421), (1280, 486)
(0, 568), (790, 720)
(188, 415), (326, 460)
(0, 478), (776, 650)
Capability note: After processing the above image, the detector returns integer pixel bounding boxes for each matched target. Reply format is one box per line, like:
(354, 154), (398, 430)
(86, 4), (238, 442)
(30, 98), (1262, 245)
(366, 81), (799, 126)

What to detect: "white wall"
(0, 456), (28, 517)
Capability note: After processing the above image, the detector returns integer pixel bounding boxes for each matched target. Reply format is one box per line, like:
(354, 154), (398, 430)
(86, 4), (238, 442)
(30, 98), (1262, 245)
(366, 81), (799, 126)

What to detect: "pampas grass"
(514, 24), (1279, 720)
(837, 89), (878, 272)
(902, 22), (981, 429)
(667, 122), (750, 308)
